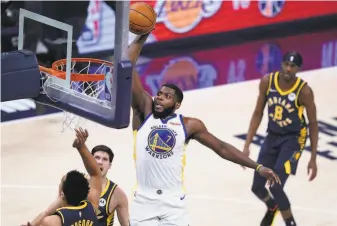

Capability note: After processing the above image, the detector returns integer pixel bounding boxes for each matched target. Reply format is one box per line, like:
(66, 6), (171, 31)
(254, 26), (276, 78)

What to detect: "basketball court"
(1, 66), (337, 226)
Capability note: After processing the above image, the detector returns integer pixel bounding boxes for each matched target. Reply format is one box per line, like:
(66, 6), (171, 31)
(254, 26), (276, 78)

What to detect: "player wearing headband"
(243, 51), (318, 226)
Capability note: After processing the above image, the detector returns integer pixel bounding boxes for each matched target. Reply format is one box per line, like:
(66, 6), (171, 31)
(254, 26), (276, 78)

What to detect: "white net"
(39, 59), (113, 132)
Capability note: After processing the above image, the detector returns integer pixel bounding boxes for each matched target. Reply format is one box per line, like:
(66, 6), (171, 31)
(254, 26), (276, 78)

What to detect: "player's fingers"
(76, 133), (84, 144)
(85, 129), (89, 138)
(274, 173), (281, 184)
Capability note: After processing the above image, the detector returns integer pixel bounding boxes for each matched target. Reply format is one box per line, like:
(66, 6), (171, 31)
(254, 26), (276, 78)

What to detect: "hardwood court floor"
(1, 67), (337, 226)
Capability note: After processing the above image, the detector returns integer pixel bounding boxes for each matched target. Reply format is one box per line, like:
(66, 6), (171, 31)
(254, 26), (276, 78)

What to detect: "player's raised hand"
(257, 166), (281, 186)
(72, 127), (89, 149)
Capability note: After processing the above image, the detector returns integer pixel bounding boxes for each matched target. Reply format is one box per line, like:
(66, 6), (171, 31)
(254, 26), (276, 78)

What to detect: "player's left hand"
(257, 166), (281, 186)
(72, 127), (89, 149)
(307, 159), (317, 181)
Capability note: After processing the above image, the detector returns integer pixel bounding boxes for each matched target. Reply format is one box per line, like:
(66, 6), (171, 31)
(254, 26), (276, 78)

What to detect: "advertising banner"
(77, 0), (337, 54)
(136, 29), (337, 96)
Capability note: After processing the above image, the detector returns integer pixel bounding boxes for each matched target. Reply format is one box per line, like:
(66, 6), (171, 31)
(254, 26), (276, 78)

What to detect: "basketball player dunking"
(243, 52), (318, 226)
(24, 128), (101, 226)
(127, 32), (281, 225)
(91, 145), (129, 226)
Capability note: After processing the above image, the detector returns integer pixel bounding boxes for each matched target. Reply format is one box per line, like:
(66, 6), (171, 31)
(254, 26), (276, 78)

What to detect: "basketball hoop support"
(18, 8), (73, 88)
(109, 1), (133, 127)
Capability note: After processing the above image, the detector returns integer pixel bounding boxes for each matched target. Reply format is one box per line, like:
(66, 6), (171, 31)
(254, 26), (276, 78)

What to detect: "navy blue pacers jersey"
(54, 200), (99, 226)
(97, 180), (117, 226)
(266, 71), (307, 137)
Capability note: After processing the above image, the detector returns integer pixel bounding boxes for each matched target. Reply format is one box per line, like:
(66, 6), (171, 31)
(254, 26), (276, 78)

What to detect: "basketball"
(129, 2), (156, 35)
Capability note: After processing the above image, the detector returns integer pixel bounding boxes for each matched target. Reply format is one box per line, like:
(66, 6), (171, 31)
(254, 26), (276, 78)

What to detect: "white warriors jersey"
(133, 113), (188, 190)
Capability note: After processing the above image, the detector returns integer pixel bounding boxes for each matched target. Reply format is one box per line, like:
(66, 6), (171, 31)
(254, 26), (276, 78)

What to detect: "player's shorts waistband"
(135, 186), (184, 195)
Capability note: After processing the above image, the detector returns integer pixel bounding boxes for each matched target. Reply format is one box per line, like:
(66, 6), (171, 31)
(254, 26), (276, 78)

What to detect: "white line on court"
(1, 184), (335, 215)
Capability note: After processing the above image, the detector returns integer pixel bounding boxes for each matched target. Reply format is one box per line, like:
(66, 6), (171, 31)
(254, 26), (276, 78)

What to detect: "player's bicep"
(87, 176), (102, 210)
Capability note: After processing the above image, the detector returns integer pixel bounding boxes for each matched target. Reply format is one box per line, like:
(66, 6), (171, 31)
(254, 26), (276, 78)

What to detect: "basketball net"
(39, 59), (112, 132)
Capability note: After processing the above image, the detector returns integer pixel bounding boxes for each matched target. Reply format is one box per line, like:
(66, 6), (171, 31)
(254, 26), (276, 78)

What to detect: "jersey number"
(274, 105), (283, 120)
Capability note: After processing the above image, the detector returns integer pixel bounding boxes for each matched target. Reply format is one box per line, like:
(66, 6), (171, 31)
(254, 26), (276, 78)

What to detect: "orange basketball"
(129, 2), (156, 35)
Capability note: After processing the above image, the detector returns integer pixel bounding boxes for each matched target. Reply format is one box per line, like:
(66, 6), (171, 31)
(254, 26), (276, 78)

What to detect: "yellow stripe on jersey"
(101, 180), (110, 197)
(295, 81), (307, 108)
(298, 127), (307, 150)
(57, 200), (88, 210)
(133, 130), (137, 162)
(181, 144), (187, 192)
(266, 73), (273, 96)
(284, 160), (291, 175)
(132, 130), (138, 196)
(274, 72), (301, 96)
(56, 211), (65, 224)
(107, 212), (114, 226)
(106, 183), (117, 215)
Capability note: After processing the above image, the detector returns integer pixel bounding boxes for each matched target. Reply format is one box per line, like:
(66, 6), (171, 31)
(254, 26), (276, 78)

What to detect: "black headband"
(282, 51), (303, 68)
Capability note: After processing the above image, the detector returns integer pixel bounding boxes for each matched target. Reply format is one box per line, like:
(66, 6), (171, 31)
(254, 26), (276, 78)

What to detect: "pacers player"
(91, 145), (129, 226)
(127, 32), (281, 225)
(25, 128), (101, 226)
(243, 52), (318, 226)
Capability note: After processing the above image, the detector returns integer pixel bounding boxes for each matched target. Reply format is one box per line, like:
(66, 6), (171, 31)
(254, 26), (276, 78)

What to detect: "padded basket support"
(1, 50), (41, 102)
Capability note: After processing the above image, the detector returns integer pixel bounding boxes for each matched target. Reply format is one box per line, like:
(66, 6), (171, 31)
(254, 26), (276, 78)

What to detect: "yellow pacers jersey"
(54, 200), (98, 226)
(97, 180), (117, 226)
(133, 113), (188, 190)
(266, 71), (307, 135)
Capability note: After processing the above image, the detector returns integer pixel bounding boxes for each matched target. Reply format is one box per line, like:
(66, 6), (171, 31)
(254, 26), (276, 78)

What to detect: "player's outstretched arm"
(128, 33), (154, 120)
(24, 196), (63, 226)
(243, 75), (270, 154)
(299, 85), (318, 181)
(72, 128), (102, 209)
(187, 118), (281, 185)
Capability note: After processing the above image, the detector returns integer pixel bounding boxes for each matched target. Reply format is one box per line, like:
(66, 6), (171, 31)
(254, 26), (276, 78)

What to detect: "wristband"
(255, 164), (263, 172)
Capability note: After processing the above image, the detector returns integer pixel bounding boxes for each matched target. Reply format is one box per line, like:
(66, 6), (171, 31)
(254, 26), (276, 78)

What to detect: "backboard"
(16, 1), (133, 129)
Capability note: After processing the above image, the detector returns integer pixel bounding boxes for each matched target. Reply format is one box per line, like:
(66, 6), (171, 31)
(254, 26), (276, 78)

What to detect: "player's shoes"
(260, 205), (278, 226)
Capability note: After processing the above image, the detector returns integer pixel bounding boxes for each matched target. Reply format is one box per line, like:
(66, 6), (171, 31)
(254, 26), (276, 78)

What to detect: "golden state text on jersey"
(266, 71), (307, 134)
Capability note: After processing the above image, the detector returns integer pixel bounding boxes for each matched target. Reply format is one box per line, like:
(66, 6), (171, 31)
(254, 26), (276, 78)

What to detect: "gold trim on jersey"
(107, 212), (114, 226)
(181, 144), (187, 193)
(57, 200), (88, 210)
(101, 180), (111, 197)
(132, 130), (138, 195)
(283, 126), (307, 175)
(295, 81), (307, 108)
(133, 130), (137, 162)
(274, 72), (301, 96)
(266, 73), (273, 96)
(106, 183), (117, 215)
(56, 210), (65, 224)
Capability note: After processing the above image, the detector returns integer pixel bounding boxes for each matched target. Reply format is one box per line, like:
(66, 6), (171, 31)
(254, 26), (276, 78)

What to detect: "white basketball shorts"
(130, 187), (189, 226)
